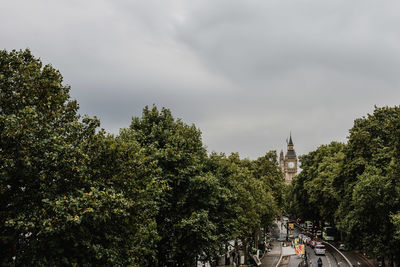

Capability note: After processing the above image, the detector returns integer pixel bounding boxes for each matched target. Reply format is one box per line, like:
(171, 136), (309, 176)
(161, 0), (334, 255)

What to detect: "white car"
(314, 244), (326, 255)
(339, 243), (349, 251)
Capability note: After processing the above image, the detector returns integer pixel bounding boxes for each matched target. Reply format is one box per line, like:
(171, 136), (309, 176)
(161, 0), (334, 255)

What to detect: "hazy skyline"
(2, 0), (400, 159)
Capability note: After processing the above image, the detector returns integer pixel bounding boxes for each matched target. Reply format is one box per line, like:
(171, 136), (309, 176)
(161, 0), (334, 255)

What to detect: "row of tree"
(0, 49), (285, 266)
(285, 106), (400, 266)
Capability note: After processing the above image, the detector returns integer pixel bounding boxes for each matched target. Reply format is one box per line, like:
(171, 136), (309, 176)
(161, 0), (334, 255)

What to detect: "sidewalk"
(260, 239), (281, 267)
(261, 220), (297, 267)
(277, 243), (297, 267)
(260, 221), (282, 267)
(261, 243), (298, 267)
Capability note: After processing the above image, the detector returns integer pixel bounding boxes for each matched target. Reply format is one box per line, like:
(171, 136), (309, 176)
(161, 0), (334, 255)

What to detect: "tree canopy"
(0, 49), (283, 266)
(285, 106), (400, 266)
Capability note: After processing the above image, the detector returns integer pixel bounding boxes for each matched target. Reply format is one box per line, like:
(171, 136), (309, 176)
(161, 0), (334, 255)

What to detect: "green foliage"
(285, 142), (345, 223)
(0, 49), (285, 266)
(119, 107), (282, 265)
(285, 106), (400, 264)
(120, 106), (214, 266)
(0, 49), (160, 266)
(204, 152), (280, 264)
(339, 167), (393, 255)
(252, 151), (285, 208)
(392, 213), (400, 241)
(334, 106), (400, 261)
(1, 48), (84, 265)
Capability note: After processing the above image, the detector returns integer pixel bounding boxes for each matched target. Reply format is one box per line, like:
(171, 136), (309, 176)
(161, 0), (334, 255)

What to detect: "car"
(305, 220), (313, 230)
(314, 244), (326, 255)
(316, 230), (322, 237)
(305, 237), (311, 245)
(309, 240), (317, 248)
(339, 243), (349, 251)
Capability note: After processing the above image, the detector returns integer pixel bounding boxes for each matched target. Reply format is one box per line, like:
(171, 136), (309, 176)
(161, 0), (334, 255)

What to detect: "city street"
(304, 244), (349, 267)
(287, 223), (372, 267)
(263, 220), (355, 267)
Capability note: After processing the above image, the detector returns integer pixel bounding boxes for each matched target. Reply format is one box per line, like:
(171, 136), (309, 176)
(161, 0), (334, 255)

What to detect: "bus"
(322, 227), (335, 241)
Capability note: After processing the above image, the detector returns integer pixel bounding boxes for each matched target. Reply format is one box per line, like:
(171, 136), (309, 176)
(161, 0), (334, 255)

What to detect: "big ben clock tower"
(279, 133), (298, 184)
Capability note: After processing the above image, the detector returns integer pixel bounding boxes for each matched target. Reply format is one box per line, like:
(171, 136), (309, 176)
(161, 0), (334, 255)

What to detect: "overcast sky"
(2, 0), (400, 159)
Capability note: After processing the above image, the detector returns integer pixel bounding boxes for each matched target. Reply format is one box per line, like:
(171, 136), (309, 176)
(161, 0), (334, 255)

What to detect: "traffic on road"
(277, 217), (372, 267)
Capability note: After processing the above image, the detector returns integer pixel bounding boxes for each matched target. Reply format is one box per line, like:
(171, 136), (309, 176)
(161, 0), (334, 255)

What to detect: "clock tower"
(279, 133), (298, 184)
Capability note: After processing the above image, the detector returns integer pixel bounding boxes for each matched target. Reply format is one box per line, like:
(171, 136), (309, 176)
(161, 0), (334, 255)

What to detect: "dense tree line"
(0, 49), (284, 266)
(285, 106), (400, 266)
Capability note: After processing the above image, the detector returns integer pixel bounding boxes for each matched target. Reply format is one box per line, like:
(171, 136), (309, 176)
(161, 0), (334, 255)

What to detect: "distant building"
(279, 134), (298, 184)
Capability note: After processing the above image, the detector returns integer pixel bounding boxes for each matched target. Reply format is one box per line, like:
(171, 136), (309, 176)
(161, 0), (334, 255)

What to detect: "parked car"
(314, 244), (326, 255)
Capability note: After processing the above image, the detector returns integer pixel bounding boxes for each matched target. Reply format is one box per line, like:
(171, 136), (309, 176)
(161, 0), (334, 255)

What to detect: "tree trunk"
(234, 239), (239, 266)
(243, 239), (248, 265)
(225, 243), (229, 266)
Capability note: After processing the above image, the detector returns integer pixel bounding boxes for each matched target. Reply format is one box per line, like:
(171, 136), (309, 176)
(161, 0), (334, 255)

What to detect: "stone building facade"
(279, 134), (298, 184)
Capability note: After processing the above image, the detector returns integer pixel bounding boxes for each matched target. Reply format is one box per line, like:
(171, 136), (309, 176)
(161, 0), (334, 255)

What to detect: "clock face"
(288, 162), (295, 168)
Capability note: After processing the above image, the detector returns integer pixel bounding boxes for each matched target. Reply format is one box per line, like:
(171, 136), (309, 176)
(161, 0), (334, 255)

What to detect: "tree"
(339, 166), (394, 259)
(0, 48), (85, 264)
(284, 142), (345, 225)
(0, 49), (288, 266)
(225, 153), (278, 264)
(334, 106), (400, 266)
(252, 151), (285, 209)
(120, 106), (216, 266)
(0, 49), (160, 266)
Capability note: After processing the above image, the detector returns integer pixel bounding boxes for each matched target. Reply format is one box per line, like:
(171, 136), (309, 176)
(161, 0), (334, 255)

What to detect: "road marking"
(326, 252), (332, 267)
(322, 241), (353, 267)
(274, 243), (283, 267)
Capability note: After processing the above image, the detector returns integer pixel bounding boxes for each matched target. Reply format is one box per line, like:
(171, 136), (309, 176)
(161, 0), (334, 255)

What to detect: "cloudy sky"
(2, 0), (400, 159)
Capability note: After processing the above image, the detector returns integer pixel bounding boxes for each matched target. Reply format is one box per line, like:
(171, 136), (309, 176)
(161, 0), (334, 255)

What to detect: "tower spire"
(283, 132), (297, 184)
(288, 132), (293, 146)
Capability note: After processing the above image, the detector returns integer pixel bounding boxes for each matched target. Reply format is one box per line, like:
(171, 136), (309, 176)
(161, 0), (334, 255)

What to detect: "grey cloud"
(2, 0), (400, 158)
(177, 0), (400, 86)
